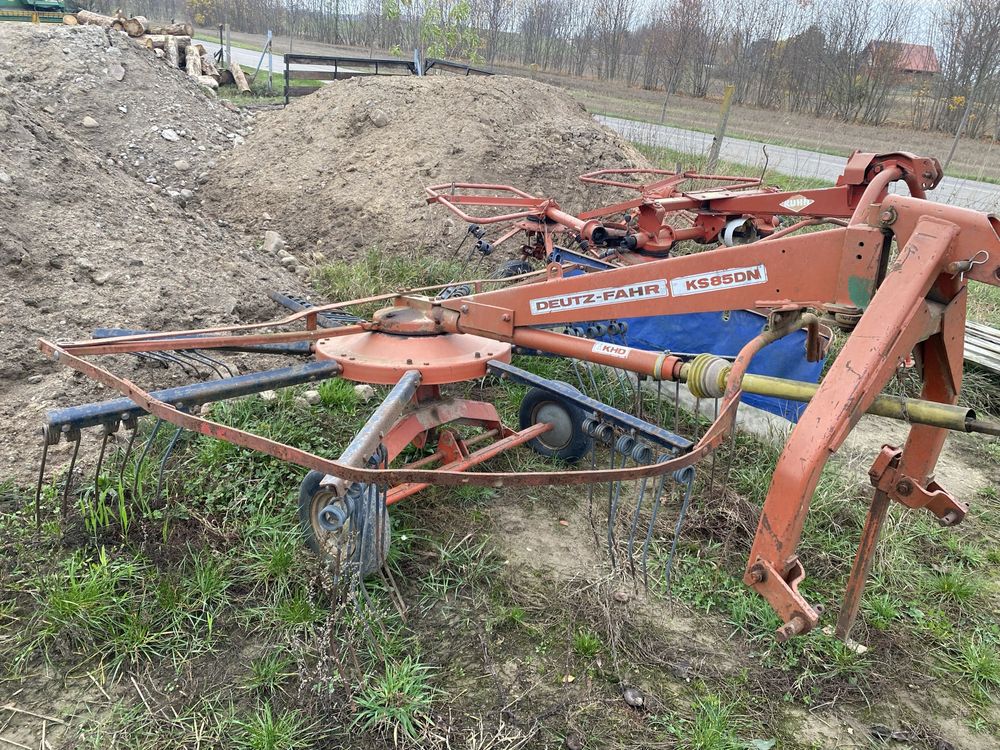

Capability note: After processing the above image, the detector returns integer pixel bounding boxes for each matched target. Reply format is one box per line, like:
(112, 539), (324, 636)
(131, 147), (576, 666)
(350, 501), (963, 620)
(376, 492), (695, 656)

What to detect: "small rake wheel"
(298, 470), (390, 577)
(518, 387), (593, 462)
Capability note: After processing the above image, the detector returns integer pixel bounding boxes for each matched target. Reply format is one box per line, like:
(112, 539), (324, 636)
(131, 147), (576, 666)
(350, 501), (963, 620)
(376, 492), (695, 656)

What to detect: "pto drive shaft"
(681, 354), (998, 436)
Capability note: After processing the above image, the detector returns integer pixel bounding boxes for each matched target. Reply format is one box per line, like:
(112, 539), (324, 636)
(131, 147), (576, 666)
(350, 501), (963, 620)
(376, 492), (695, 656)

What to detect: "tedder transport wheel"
(298, 470), (390, 577)
(518, 387), (593, 463)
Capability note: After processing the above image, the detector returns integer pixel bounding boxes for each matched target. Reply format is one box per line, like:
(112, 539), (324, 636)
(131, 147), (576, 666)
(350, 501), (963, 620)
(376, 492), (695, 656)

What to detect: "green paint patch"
(847, 276), (873, 309)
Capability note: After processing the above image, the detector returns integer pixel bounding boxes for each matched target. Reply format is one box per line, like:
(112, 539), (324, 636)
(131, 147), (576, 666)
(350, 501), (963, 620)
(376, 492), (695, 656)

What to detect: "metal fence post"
(706, 84), (735, 173)
(284, 54), (289, 106)
(267, 29), (273, 93)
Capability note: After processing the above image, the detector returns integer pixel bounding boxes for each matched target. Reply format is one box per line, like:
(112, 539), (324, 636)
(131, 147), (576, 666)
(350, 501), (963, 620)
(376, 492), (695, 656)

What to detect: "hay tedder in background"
(38, 150), (1000, 643)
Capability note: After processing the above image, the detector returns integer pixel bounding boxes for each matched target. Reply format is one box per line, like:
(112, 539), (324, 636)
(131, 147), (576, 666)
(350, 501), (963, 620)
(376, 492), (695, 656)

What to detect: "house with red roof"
(866, 41), (941, 76)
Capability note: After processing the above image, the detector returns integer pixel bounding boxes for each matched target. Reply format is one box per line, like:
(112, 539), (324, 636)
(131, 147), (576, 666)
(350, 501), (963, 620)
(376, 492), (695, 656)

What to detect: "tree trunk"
(197, 75), (219, 90)
(123, 15), (148, 37)
(111, 19), (125, 32)
(186, 43), (203, 77)
(147, 22), (193, 36)
(62, 13), (78, 25)
(75, 10), (116, 28)
(166, 34), (180, 68)
(228, 60), (251, 94)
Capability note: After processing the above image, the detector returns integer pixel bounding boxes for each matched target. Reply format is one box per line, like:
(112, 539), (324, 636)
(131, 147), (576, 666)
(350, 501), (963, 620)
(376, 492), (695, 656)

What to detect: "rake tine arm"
(39, 338), (733, 486)
(93, 327), (314, 356)
(44, 361), (344, 436)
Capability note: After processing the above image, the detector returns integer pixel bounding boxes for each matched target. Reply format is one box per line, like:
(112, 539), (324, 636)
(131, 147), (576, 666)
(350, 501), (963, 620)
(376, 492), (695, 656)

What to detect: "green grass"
(245, 650), (295, 692)
(234, 703), (321, 750)
(572, 628), (602, 658)
(938, 631), (1000, 706)
(211, 65), (323, 106)
(313, 247), (463, 304)
(352, 655), (437, 742)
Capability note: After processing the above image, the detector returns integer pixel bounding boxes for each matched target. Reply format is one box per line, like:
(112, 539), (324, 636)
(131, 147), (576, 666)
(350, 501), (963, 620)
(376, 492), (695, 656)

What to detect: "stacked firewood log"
(63, 11), (250, 94)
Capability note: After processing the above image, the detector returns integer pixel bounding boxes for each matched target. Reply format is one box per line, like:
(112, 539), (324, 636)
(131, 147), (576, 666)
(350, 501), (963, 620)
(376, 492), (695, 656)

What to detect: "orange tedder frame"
(41, 157), (1000, 641)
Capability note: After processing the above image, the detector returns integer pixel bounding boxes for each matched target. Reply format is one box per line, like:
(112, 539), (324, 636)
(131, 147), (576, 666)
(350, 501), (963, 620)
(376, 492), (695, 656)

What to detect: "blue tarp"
(604, 310), (825, 422)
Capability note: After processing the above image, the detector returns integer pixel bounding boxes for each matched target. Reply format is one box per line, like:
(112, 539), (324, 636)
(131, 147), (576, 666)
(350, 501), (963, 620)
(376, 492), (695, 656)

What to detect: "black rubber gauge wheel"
(518, 387), (593, 463)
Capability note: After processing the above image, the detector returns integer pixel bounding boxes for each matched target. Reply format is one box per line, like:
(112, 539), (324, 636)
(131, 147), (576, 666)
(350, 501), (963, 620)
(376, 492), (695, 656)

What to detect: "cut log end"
(123, 15), (147, 37)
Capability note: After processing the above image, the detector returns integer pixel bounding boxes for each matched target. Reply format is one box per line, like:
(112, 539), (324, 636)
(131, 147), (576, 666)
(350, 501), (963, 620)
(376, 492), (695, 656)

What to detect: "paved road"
(599, 115), (1000, 213)
(199, 39), (362, 77)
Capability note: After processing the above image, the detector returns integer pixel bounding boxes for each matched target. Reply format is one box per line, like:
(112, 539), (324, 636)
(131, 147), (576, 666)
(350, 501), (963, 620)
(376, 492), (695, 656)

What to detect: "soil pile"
(0, 24), (299, 479)
(203, 75), (648, 258)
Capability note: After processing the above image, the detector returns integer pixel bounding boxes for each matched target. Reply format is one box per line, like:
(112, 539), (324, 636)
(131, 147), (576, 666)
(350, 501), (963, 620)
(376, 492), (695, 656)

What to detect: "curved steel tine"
(132, 418), (163, 502)
(708, 398), (720, 496)
(133, 351), (168, 369)
(179, 350), (223, 379)
(663, 467), (696, 597)
(720, 428), (738, 497)
(139, 350), (194, 375)
(187, 350), (235, 378)
(159, 351), (201, 377)
(570, 359), (587, 394)
(152, 426), (184, 508)
(353, 489), (390, 647)
(61, 430), (82, 522)
(35, 433), (50, 531)
(586, 362), (599, 398)
(93, 427), (111, 493)
(174, 351), (207, 376)
(587, 430), (600, 549)
(636, 375), (644, 421)
(608, 441), (633, 569)
(370, 446), (405, 619)
(673, 382), (680, 434)
(140, 350), (184, 373)
(641, 456), (671, 590)
(117, 418), (139, 484)
(605, 449), (618, 567)
(626, 476), (649, 583)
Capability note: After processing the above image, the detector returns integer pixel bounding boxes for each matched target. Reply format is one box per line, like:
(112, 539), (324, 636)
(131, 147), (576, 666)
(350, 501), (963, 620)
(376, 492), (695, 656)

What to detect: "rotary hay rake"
(37, 152), (1000, 644)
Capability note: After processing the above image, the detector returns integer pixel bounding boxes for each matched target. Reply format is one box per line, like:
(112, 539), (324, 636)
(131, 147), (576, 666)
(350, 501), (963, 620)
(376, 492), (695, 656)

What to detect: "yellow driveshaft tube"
(680, 354), (999, 437)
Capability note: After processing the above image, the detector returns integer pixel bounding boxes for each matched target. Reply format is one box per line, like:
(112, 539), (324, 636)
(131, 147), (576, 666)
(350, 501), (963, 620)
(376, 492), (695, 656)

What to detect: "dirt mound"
(203, 75), (647, 258)
(0, 24), (300, 480)
(2, 24), (245, 189)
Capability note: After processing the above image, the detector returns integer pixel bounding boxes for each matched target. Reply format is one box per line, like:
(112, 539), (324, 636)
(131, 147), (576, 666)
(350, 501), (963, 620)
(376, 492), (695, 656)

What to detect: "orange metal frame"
(425, 151), (942, 257)
(39, 175), (1000, 640)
